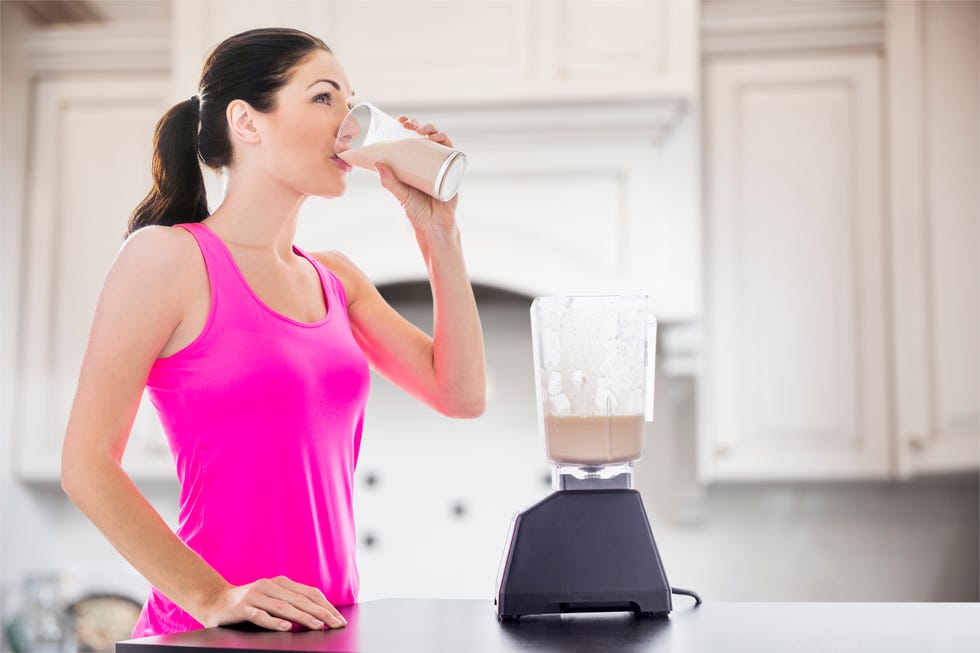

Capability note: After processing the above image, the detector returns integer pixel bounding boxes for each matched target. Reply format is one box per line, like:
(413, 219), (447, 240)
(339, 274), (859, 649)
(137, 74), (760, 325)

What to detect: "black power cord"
(670, 586), (703, 606)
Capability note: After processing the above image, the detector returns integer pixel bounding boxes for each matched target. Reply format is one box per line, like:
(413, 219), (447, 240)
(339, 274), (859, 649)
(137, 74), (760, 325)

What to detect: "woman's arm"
(62, 227), (229, 622)
(316, 222), (486, 418)
(62, 227), (344, 631)
(413, 221), (486, 417)
(316, 117), (486, 418)
(316, 116), (486, 417)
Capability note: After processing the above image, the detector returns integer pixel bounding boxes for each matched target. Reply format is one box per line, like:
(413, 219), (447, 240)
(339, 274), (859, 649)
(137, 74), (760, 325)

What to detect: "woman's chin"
(313, 178), (347, 199)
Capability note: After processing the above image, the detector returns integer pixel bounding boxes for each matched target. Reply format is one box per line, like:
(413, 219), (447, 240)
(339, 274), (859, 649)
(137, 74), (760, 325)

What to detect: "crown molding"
(24, 20), (169, 74)
(702, 0), (885, 57)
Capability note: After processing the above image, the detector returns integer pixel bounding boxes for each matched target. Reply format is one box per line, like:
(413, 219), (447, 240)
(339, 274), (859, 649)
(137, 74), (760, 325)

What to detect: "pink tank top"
(131, 222), (371, 637)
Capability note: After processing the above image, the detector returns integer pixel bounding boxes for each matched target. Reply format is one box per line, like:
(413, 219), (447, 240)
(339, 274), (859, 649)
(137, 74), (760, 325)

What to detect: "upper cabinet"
(701, 53), (891, 481)
(698, 0), (979, 481)
(171, 0), (697, 106)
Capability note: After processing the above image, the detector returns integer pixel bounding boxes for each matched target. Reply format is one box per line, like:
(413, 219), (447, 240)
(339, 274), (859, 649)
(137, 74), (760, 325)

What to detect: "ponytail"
(125, 96), (209, 238)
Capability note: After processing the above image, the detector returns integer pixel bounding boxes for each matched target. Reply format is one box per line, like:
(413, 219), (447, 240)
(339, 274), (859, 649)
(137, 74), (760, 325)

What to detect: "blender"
(495, 295), (673, 621)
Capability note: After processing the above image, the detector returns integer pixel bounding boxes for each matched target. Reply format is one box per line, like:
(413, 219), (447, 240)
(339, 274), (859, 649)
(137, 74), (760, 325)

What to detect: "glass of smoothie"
(335, 102), (468, 201)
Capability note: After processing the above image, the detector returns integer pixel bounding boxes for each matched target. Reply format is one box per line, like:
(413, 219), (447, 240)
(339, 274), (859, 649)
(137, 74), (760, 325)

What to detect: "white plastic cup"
(335, 101), (467, 201)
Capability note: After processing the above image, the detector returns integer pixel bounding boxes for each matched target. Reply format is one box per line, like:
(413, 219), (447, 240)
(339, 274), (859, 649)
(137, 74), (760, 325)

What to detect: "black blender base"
(496, 489), (672, 621)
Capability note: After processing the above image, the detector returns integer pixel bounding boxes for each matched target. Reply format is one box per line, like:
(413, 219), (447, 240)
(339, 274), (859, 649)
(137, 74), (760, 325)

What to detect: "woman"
(60, 28), (486, 637)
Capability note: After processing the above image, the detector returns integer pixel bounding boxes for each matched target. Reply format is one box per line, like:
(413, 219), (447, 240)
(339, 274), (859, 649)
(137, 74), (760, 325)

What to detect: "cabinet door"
(701, 55), (890, 480)
(17, 76), (176, 482)
(544, 0), (696, 98)
(888, 0), (979, 477)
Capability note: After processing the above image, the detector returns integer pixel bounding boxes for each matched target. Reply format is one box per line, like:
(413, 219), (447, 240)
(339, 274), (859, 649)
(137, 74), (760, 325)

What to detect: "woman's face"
(251, 49), (356, 198)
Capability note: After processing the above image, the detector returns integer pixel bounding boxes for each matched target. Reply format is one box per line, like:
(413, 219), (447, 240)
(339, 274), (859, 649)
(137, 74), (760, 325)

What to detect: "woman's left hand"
(374, 117), (458, 233)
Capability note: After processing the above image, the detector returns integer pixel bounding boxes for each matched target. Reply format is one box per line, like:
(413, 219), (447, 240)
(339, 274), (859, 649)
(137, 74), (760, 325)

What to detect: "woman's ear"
(226, 99), (262, 145)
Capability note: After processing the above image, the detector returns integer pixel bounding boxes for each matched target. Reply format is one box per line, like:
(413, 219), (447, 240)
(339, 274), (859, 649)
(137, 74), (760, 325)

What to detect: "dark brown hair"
(126, 28), (330, 238)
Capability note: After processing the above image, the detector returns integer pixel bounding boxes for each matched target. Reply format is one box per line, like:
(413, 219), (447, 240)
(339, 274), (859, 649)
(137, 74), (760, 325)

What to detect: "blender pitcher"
(531, 296), (656, 485)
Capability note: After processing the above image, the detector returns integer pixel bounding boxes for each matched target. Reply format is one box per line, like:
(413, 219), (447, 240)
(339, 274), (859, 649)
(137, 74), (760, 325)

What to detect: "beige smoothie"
(543, 414), (645, 465)
(338, 138), (453, 198)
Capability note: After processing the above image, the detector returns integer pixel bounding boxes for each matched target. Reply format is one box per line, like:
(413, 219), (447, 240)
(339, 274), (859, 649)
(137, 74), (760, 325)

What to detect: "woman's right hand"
(203, 576), (347, 631)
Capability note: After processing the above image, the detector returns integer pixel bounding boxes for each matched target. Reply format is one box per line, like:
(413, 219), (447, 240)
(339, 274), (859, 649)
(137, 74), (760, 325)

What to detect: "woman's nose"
(335, 119), (362, 152)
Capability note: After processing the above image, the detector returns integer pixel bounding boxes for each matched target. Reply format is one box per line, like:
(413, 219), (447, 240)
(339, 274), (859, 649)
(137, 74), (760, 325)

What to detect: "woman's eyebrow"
(306, 79), (355, 102)
(306, 78), (340, 91)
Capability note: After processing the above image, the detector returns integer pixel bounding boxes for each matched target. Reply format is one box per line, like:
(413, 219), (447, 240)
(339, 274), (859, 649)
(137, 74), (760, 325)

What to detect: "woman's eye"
(314, 92), (332, 105)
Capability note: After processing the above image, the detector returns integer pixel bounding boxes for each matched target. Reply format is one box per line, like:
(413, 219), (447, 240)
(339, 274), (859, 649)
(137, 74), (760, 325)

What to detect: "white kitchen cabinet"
(16, 75), (177, 482)
(700, 54), (892, 481)
(171, 0), (697, 106)
(700, 0), (980, 482)
(886, 0), (979, 478)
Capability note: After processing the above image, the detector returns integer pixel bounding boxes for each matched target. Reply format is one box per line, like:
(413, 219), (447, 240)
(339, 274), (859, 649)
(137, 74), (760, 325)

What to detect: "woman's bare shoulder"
(110, 225), (204, 304)
(120, 224), (199, 261)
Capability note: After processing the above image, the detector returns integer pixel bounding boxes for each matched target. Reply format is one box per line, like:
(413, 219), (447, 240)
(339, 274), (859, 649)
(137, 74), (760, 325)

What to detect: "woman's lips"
(331, 155), (352, 173)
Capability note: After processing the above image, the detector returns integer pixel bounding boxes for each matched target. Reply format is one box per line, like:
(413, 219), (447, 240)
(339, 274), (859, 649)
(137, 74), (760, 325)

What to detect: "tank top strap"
(171, 221), (245, 309)
(292, 244), (348, 314)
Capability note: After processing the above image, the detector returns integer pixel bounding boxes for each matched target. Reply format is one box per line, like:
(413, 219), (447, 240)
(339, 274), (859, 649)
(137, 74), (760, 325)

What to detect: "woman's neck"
(204, 165), (308, 262)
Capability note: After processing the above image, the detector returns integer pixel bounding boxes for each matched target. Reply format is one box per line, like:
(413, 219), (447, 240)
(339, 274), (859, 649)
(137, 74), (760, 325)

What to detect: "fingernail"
(280, 621), (291, 630)
(312, 619), (324, 629)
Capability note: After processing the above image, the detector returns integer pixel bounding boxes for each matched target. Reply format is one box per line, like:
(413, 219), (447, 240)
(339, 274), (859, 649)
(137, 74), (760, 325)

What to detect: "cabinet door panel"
(559, 0), (669, 76)
(889, 0), (979, 475)
(924, 0), (979, 445)
(555, 0), (694, 95)
(331, 0), (531, 100)
(18, 77), (174, 481)
(740, 83), (858, 448)
(702, 55), (889, 480)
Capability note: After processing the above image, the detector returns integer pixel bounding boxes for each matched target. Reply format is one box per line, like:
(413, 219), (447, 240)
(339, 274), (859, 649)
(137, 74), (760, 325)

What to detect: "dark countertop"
(116, 598), (980, 653)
